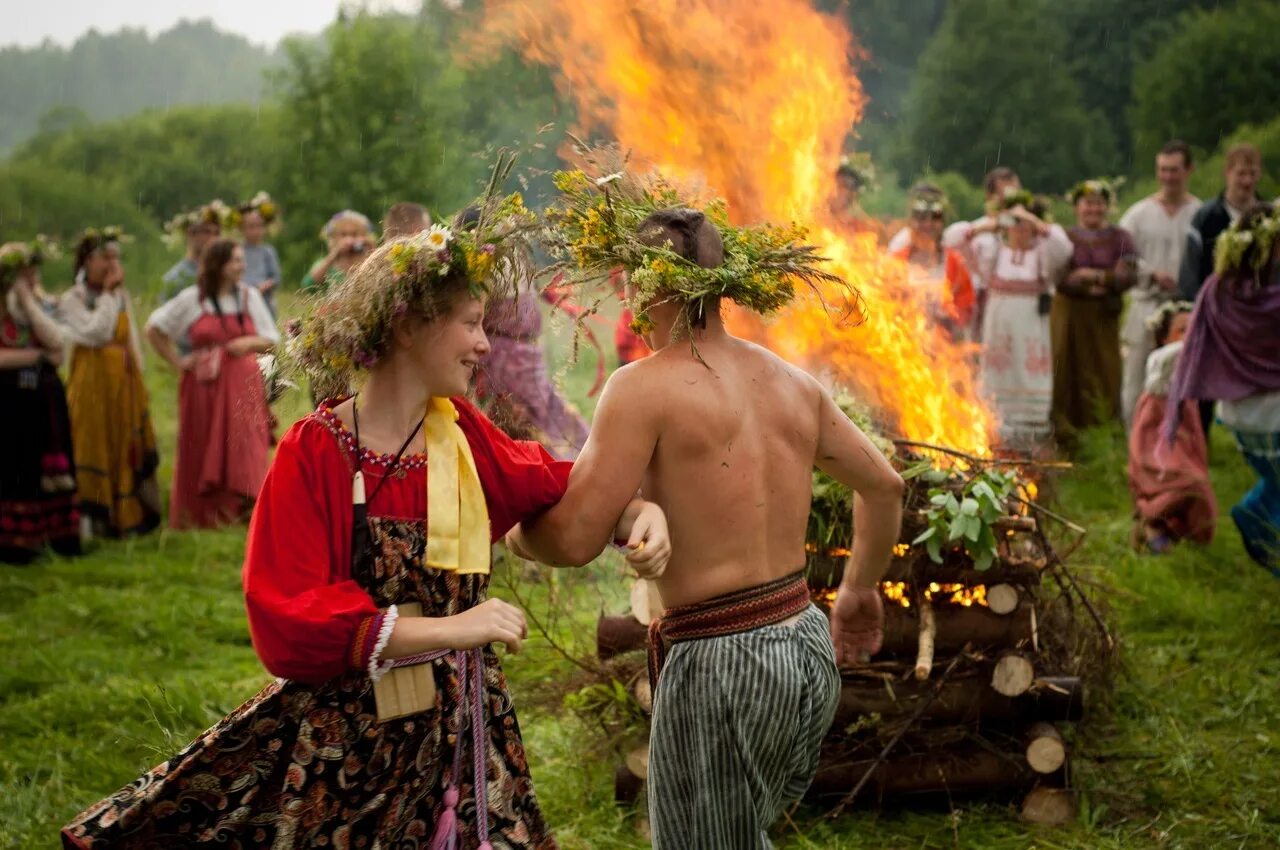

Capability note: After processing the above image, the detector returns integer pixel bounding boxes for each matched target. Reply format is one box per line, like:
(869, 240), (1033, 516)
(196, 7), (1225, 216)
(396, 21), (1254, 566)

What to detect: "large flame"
(481, 0), (993, 450)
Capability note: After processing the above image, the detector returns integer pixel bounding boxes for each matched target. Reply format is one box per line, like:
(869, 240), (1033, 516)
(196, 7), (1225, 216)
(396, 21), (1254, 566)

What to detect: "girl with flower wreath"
(0, 239), (80, 563)
(146, 238), (278, 529)
(1126, 301), (1216, 554)
(57, 228), (162, 539)
(161, 201), (228, 302)
(959, 191), (1073, 449)
(62, 171), (671, 848)
(236, 191), (284, 317)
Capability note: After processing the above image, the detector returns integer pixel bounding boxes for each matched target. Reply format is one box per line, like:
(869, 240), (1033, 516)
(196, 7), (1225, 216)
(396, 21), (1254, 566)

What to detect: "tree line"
(0, 0), (1277, 290)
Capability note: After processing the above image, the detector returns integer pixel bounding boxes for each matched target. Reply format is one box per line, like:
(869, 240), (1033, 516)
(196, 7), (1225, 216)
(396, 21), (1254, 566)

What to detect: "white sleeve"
(1117, 202), (1140, 233)
(941, 221), (971, 250)
(146, 286), (201, 339)
(1039, 224), (1075, 279)
(244, 286), (280, 343)
(57, 289), (124, 348)
(886, 227), (912, 253)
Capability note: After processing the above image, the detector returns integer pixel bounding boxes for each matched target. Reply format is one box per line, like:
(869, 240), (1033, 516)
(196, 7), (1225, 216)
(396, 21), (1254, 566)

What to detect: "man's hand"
(1152, 271), (1177, 292)
(624, 502), (671, 579)
(829, 585), (884, 667)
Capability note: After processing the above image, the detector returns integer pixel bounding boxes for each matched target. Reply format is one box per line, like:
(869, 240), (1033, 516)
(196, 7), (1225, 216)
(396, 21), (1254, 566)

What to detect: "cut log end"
(992, 653), (1036, 697)
(633, 673), (653, 714)
(625, 745), (650, 781)
(597, 614), (649, 661)
(1025, 722), (1066, 774)
(630, 579), (665, 625)
(1021, 786), (1077, 826)
(986, 583), (1020, 615)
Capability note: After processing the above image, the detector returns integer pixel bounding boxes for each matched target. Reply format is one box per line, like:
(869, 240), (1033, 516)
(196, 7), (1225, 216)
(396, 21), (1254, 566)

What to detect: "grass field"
(2, 292), (1278, 849)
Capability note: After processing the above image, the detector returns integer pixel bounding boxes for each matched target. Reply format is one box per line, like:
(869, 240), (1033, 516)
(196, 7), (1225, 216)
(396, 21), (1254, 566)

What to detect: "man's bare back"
(627, 334), (821, 607)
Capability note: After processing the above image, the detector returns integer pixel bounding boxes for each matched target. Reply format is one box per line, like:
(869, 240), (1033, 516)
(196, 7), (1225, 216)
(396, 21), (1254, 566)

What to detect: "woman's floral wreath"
(163, 200), (232, 250)
(1144, 300), (1194, 335)
(1213, 207), (1280, 278)
(287, 153), (537, 384)
(836, 152), (876, 192)
(79, 226), (131, 254)
(543, 144), (855, 336)
(908, 183), (949, 218)
(1067, 177), (1124, 205)
(0, 235), (59, 287)
(230, 191), (283, 234)
(319, 209), (375, 243)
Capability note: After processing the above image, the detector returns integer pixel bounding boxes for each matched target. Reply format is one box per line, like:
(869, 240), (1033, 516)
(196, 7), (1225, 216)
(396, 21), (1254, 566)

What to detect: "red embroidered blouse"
(242, 398), (572, 683)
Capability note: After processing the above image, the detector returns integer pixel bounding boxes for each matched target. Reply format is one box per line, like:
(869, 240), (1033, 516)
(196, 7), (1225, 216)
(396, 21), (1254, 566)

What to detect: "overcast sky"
(3, 1), (421, 49)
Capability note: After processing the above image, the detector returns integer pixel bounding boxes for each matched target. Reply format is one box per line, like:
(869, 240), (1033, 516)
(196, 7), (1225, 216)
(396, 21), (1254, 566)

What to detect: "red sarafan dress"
(170, 294), (272, 528)
(62, 398), (571, 849)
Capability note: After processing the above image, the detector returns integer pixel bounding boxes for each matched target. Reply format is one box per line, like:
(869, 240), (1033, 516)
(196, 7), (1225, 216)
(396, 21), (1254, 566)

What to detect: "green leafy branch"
(912, 468), (1018, 571)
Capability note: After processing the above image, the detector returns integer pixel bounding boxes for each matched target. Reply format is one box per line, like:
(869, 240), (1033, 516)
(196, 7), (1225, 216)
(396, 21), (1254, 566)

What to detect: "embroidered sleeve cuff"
(350, 606), (398, 678)
(366, 605), (398, 683)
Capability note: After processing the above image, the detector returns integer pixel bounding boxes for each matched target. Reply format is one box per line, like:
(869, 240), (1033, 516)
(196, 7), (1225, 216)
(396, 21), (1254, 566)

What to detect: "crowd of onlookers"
(0, 194), (604, 563)
(2, 139), (1277, 573)
(843, 141), (1277, 571)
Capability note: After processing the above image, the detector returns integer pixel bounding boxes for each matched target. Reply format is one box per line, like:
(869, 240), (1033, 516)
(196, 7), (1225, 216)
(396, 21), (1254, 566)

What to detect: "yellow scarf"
(424, 397), (490, 574)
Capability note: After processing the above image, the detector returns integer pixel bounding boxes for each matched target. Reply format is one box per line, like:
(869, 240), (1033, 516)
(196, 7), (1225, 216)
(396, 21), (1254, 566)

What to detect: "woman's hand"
(445, 598), (528, 654)
(103, 261), (125, 291)
(225, 337), (258, 358)
(623, 501), (671, 580)
(178, 353), (196, 371)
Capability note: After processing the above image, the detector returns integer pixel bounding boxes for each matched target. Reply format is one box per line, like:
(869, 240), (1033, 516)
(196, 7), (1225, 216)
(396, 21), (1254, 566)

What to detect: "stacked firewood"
(593, 445), (1111, 827)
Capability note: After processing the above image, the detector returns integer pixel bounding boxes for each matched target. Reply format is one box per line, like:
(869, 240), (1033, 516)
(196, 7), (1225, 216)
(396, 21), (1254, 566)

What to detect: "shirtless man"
(509, 208), (904, 849)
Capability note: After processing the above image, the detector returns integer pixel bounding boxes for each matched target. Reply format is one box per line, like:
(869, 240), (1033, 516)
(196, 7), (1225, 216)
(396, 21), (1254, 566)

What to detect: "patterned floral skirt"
(63, 517), (557, 850)
(62, 661), (557, 849)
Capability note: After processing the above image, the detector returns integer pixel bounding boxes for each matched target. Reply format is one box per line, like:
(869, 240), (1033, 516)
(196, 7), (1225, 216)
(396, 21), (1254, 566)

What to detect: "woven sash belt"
(647, 570), (810, 691)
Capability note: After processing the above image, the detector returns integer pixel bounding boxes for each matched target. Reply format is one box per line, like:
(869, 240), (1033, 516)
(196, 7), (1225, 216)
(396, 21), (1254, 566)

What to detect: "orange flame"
(482, 0), (993, 450)
(813, 581), (989, 609)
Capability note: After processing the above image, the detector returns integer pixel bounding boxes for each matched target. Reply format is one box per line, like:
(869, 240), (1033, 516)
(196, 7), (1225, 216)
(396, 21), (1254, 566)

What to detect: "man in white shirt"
(1117, 140), (1201, 426)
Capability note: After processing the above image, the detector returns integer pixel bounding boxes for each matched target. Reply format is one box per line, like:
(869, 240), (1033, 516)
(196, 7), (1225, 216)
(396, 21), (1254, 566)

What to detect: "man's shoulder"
(1191, 196), (1226, 227)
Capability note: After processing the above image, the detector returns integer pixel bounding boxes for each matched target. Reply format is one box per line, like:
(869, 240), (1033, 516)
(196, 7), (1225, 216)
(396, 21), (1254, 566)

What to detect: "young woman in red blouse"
(63, 192), (670, 850)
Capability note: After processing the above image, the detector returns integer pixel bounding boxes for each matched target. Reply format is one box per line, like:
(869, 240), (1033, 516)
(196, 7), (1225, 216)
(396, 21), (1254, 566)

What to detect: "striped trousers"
(648, 604), (840, 849)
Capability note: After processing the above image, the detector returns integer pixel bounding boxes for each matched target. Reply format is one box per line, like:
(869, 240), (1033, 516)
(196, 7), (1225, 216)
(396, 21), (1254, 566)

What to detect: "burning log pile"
(592, 437), (1113, 828)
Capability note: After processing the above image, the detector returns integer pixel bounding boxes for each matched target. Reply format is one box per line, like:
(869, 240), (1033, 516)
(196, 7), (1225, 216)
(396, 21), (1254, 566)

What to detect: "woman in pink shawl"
(1128, 301), (1216, 553)
(1165, 203), (1280, 576)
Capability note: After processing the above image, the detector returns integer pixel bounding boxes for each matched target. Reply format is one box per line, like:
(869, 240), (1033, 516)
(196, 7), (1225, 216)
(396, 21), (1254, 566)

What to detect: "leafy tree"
(269, 8), (566, 273)
(1130, 0), (1280, 163)
(815, 0), (947, 158)
(10, 104), (279, 223)
(0, 20), (278, 152)
(0, 161), (168, 288)
(1052, 0), (1222, 160)
(894, 0), (1120, 193)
